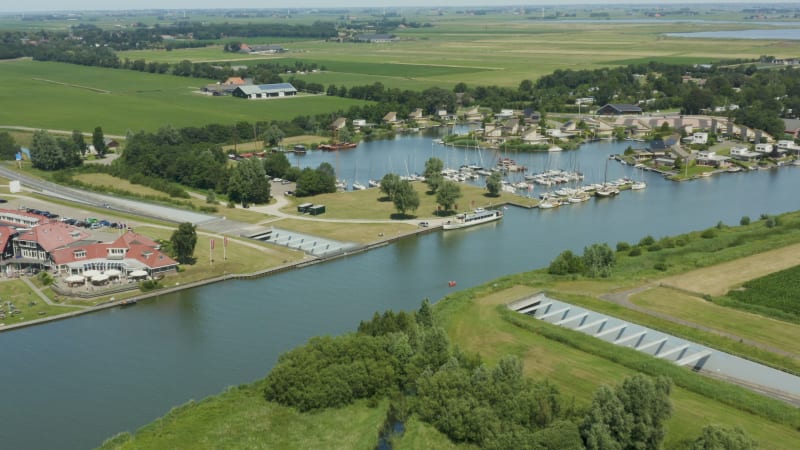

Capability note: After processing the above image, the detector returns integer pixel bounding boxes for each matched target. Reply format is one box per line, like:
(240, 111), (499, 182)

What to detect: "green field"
(728, 264), (800, 316)
(0, 279), (82, 325)
(0, 60), (366, 134)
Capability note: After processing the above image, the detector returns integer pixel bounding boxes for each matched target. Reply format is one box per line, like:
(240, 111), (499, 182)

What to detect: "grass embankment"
(435, 284), (800, 449)
(274, 219), (415, 245)
(0, 279), (82, 325)
(99, 382), (388, 450)
(632, 286), (800, 356)
(283, 182), (534, 220)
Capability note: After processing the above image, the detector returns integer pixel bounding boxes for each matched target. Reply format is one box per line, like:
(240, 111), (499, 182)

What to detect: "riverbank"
(0, 220), (444, 334)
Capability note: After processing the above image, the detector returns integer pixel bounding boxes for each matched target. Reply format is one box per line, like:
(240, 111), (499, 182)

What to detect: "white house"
(691, 132), (708, 145)
(730, 146), (760, 161)
(353, 119), (367, 127)
(755, 143), (774, 153)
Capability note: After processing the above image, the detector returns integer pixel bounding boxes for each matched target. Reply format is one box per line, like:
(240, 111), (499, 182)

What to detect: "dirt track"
(658, 243), (800, 296)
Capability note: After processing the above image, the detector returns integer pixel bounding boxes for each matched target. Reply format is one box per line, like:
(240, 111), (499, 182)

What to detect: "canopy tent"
(82, 270), (101, 278)
(91, 274), (109, 284)
(129, 270), (148, 279)
(104, 269), (122, 278)
(65, 275), (85, 286)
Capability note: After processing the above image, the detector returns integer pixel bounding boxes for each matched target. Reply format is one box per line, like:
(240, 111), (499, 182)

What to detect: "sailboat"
(595, 158), (619, 197)
(631, 165), (647, 190)
(352, 161), (366, 190)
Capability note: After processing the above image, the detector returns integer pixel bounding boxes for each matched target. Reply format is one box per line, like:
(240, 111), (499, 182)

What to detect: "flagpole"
(223, 236), (228, 261)
(210, 238), (214, 265)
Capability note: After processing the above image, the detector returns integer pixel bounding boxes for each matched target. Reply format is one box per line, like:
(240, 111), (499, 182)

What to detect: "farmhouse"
(240, 44), (286, 54)
(596, 103), (643, 115)
(232, 83), (298, 100)
(356, 34), (397, 43)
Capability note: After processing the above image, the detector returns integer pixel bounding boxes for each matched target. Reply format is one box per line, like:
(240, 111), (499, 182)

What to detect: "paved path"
(600, 285), (797, 359)
(20, 276), (87, 309)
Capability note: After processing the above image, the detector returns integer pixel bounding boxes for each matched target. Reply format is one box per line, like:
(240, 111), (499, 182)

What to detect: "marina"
(3, 130), (800, 450)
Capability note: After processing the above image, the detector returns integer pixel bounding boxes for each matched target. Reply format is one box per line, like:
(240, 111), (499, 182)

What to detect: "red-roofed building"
(7, 224), (177, 277)
(48, 231), (177, 276)
(0, 224), (17, 264)
(0, 208), (47, 228)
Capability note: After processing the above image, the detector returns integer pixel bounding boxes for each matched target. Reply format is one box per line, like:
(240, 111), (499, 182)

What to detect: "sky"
(0, 1), (787, 14)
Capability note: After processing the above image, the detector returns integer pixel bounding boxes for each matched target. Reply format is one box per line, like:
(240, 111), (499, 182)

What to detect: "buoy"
(448, 281), (456, 287)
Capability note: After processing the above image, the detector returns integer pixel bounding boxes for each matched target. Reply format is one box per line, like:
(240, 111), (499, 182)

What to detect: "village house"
(521, 129), (547, 145)
(330, 117), (347, 131)
(729, 146), (761, 162)
(690, 132), (708, 145)
(695, 150), (730, 168)
(596, 103), (643, 115)
(382, 112), (398, 125)
(408, 108), (424, 121)
(754, 143), (774, 154)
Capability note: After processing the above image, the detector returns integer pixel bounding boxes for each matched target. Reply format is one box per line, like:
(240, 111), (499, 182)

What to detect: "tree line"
(263, 300), (756, 449)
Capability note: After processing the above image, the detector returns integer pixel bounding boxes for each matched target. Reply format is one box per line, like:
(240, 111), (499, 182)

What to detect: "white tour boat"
(443, 208), (503, 230)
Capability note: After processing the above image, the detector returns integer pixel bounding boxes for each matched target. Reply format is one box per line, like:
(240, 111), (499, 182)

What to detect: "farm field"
(657, 242), (800, 296)
(116, 20), (800, 89)
(0, 60), (366, 135)
(728, 265), (800, 316)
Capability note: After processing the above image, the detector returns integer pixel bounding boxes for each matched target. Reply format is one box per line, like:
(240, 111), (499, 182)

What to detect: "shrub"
(700, 229), (716, 239)
(638, 235), (655, 246)
(716, 220), (725, 230)
(647, 244), (662, 252)
(654, 262), (668, 271)
(616, 242), (630, 252)
(658, 237), (675, 249)
(628, 247), (642, 257)
(760, 213), (769, 220)
(675, 238), (687, 247)
(766, 216), (780, 228)
(740, 216), (750, 226)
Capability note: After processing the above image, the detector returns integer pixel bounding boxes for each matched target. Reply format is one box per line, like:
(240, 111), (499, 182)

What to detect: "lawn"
(0, 60), (367, 134)
(283, 182), (533, 220)
(0, 279), (82, 326)
(133, 225), (305, 284)
(273, 218), (416, 244)
(630, 287), (800, 359)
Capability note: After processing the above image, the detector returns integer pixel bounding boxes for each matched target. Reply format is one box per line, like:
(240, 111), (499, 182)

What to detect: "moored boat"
(443, 208), (503, 230)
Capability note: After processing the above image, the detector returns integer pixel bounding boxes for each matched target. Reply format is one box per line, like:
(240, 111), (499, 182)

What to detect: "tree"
(392, 180), (420, 216)
(0, 131), (18, 160)
(486, 172), (502, 197)
(30, 129), (64, 170)
(380, 173), (402, 200)
(691, 425), (757, 450)
(424, 157), (444, 192)
(263, 152), (291, 178)
(71, 130), (87, 156)
(170, 222), (197, 264)
(261, 125), (285, 147)
(92, 126), (107, 157)
(583, 243), (615, 278)
(436, 180), (462, 213)
(228, 157), (270, 206)
(548, 250), (583, 275)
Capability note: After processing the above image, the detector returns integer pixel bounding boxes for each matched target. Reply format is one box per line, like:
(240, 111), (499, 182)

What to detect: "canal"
(2, 133), (800, 449)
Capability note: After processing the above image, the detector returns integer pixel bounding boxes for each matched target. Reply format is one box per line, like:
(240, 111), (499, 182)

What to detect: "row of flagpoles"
(210, 236), (228, 264)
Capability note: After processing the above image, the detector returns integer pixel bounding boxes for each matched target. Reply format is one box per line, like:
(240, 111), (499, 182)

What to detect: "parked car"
(418, 221), (430, 228)
(0, 198), (7, 203)
(99, 220), (111, 227)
